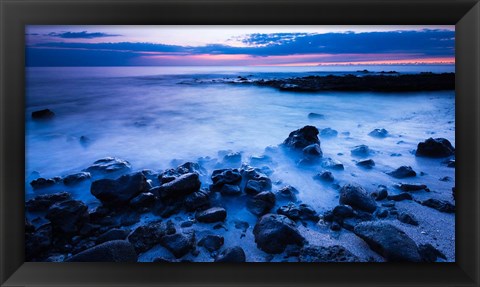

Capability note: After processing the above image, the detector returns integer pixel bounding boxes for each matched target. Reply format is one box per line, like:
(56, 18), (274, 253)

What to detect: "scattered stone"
(247, 191), (276, 216)
(157, 173), (201, 198)
(421, 198), (455, 213)
(416, 138), (455, 158)
(25, 224), (52, 261)
(277, 203), (301, 221)
(96, 229), (129, 244)
(330, 222), (341, 231)
(319, 128), (338, 138)
(219, 184), (242, 196)
(276, 185), (298, 202)
(127, 221), (175, 253)
(66, 240), (137, 262)
(313, 171), (334, 182)
(298, 204), (320, 221)
(46, 200), (89, 235)
(282, 125), (320, 150)
(339, 183), (377, 213)
(244, 178), (272, 195)
(302, 144), (323, 158)
(321, 158), (344, 170)
(84, 157), (131, 174)
(130, 192), (156, 209)
(195, 207), (227, 223)
(32, 109), (55, 120)
(214, 246), (246, 262)
(397, 212), (419, 226)
(375, 208), (389, 219)
(387, 193), (413, 201)
(368, 128), (388, 138)
(354, 221), (421, 262)
(198, 235), (224, 252)
(387, 166), (416, 179)
(26, 192), (72, 212)
(332, 205), (354, 218)
(253, 214), (305, 254)
(30, 177), (61, 190)
(418, 243), (447, 262)
(394, 183), (428, 192)
(184, 189), (211, 211)
(91, 172), (148, 206)
(351, 145), (371, 157)
(63, 172), (91, 186)
(161, 230), (196, 258)
(307, 113), (325, 120)
(356, 159), (375, 169)
(371, 185), (388, 201)
(299, 245), (359, 262)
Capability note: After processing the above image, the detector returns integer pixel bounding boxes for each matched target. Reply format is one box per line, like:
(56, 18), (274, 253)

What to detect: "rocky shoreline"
(25, 125), (455, 263)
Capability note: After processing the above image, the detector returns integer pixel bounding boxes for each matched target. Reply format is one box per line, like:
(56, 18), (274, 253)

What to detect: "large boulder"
(415, 138), (455, 158)
(339, 184), (377, 213)
(30, 177), (62, 190)
(247, 191), (276, 216)
(161, 230), (196, 258)
(253, 214), (305, 254)
(299, 245), (359, 262)
(91, 172), (148, 206)
(283, 125), (320, 150)
(210, 169), (242, 191)
(63, 172), (91, 186)
(45, 200), (89, 235)
(84, 157), (131, 174)
(184, 189), (211, 211)
(66, 240), (137, 262)
(157, 173), (201, 198)
(387, 166), (416, 179)
(26, 192), (72, 212)
(214, 246), (246, 262)
(127, 221), (175, 253)
(353, 221), (421, 262)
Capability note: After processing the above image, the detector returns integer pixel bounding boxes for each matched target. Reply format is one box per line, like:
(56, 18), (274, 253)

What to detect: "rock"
(302, 144), (323, 158)
(368, 128), (388, 138)
(351, 145), (371, 157)
(375, 208), (389, 219)
(63, 172), (91, 186)
(219, 184), (242, 196)
(339, 183), (377, 213)
(418, 243), (447, 262)
(330, 222), (341, 231)
(184, 189), (211, 211)
(313, 171), (334, 182)
(66, 240), (137, 262)
(26, 192), (72, 212)
(319, 128), (338, 138)
(161, 230), (196, 258)
(30, 177), (61, 190)
(129, 192), (156, 209)
(198, 235), (224, 252)
(332, 205), (354, 218)
(387, 166), (416, 178)
(298, 204), (319, 221)
(354, 221), (421, 262)
(244, 178), (272, 195)
(175, 162), (205, 176)
(214, 246), (246, 262)
(397, 212), (419, 226)
(253, 214), (305, 254)
(157, 173), (201, 198)
(46, 200), (89, 235)
(282, 125), (320, 150)
(356, 159), (375, 169)
(445, 159), (455, 168)
(234, 220), (249, 232)
(416, 138), (455, 158)
(84, 157), (131, 174)
(299, 245), (359, 262)
(321, 158), (344, 170)
(439, 176), (452, 182)
(127, 221), (175, 253)
(222, 152), (242, 165)
(32, 109), (55, 120)
(249, 155), (272, 166)
(96, 228), (129, 244)
(276, 185), (298, 202)
(421, 198), (455, 213)
(387, 193), (413, 201)
(247, 191), (276, 216)
(211, 169), (242, 187)
(371, 185), (388, 201)
(277, 203), (301, 221)
(307, 113), (325, 119)
(25, 224), (52, 261)
(91, 172), (148, 206)
(394, 183), (427, 192)
(195, 207), (227, 223)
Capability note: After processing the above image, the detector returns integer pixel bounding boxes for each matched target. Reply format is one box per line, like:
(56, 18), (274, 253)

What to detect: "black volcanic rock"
(247, 191), (276, 216)
(198, 235), (224, 252)
(387, 166), (417, 179)
(161, 230), (196, 258)
(313, 170), (335, 183)
(283, 125), (320, 150)
(350, 145), (371, 157)
(26, 192), (72, 212)
(416, 138), (455, 158)
(46, 199), (89, 235)
(299, 245), (359, 262)
(30, 177), (62, 190)
(421, 198), (455, 213)
(32, 109), (55, 120)
(387, 192), (413, 201)
(356, 159), (375, 169)
(66, 240), (137, 262)
(394, 183), (428, 192)
(84, 157), (131, 174)
(253, 214), (305, 254)
(195, 207), (227, 223)
(63, 172), (91, 186)
(215, 246), (246, 262)
(157, 173), (201, 198)
(339, 183), (377, 213)
(127, 221), (175, 253)
(368, 128), (388, 138)
(91, 172), (148, 206)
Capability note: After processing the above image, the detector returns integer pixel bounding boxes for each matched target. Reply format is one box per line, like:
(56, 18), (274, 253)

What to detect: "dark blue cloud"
(47, 31), (121, 39)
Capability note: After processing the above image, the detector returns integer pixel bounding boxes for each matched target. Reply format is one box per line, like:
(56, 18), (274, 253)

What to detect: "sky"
(25, 25), (455, 67)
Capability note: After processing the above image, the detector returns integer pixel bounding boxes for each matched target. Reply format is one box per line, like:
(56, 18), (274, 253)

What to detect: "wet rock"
(130, 192), (156, 209)
(157, 173), (201, 198)
(313, 171), (334, 182)
(299, 245), (359, 262)
(394, 183), (428, 192)
(253, 214), (305, 254)
(66, 240), (137, 262)
(319, 128), (338, 138)
(175, 162), (205, 176)
(249, 155), (272, 166)
(339, 183), (377, 213)
(282, 125), (320, 150)
(387, 166), (416, 179)
(356, 159), (375, 169)
(321, 158), (344, 170)
(439, 176), (452, 182)
(214, 246), (246, 262)
(330, 222), (341, 231)
(421, 198), (455, 213)
(63, 172), (91, 186)
(184, 189), (211, 211)
(351, 145), (371, 157)
(46, 200), (89, 235)
(26, 192), (72, 212)
(195, 207), (227, 223)
(302, 143), (323, 158)
(276, 185), (298, 202)
(210, 169), (242, 191)
(84, 157), (131, 174)
(198, 235), (224, 252)
(30, 177), (61, 190)
(298, 204), (319, 221)
(307, 112), (325, 119)
(91, 172), (148, 206)
(96, 228), (129, 244)
(244, 178), (272, 195)
(397, 212), (419, 226)
(222, 152), (242, 165)
(32, 109), (55, 120)
(277, 203), (301, 221)
(371, 185), (388, 201)
(387, 192), (413, 201)
(354, 221), (421, 262)
(375, 208), (389, 219)
(445, 159), (455, 168)
(332, 205), (354, 218)
(127, 221), (175, 253)
(416, 138), (455, 158)
(368, 128), (389, 138)
(247, 191), (276, 216)
(418, 243), (447, 262)
(161, 230), (196, 258)
(26, 224), (52, 261)
(219, 184), (242, 196)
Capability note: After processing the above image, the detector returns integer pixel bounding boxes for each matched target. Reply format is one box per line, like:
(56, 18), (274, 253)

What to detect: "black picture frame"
(1, 0), (479, 286)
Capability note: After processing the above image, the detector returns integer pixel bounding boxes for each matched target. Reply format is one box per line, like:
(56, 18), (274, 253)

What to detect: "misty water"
(26, 66), (455, 262)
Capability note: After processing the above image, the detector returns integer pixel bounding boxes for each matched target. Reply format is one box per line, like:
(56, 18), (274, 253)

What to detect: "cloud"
(47, 31), (121, 39)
